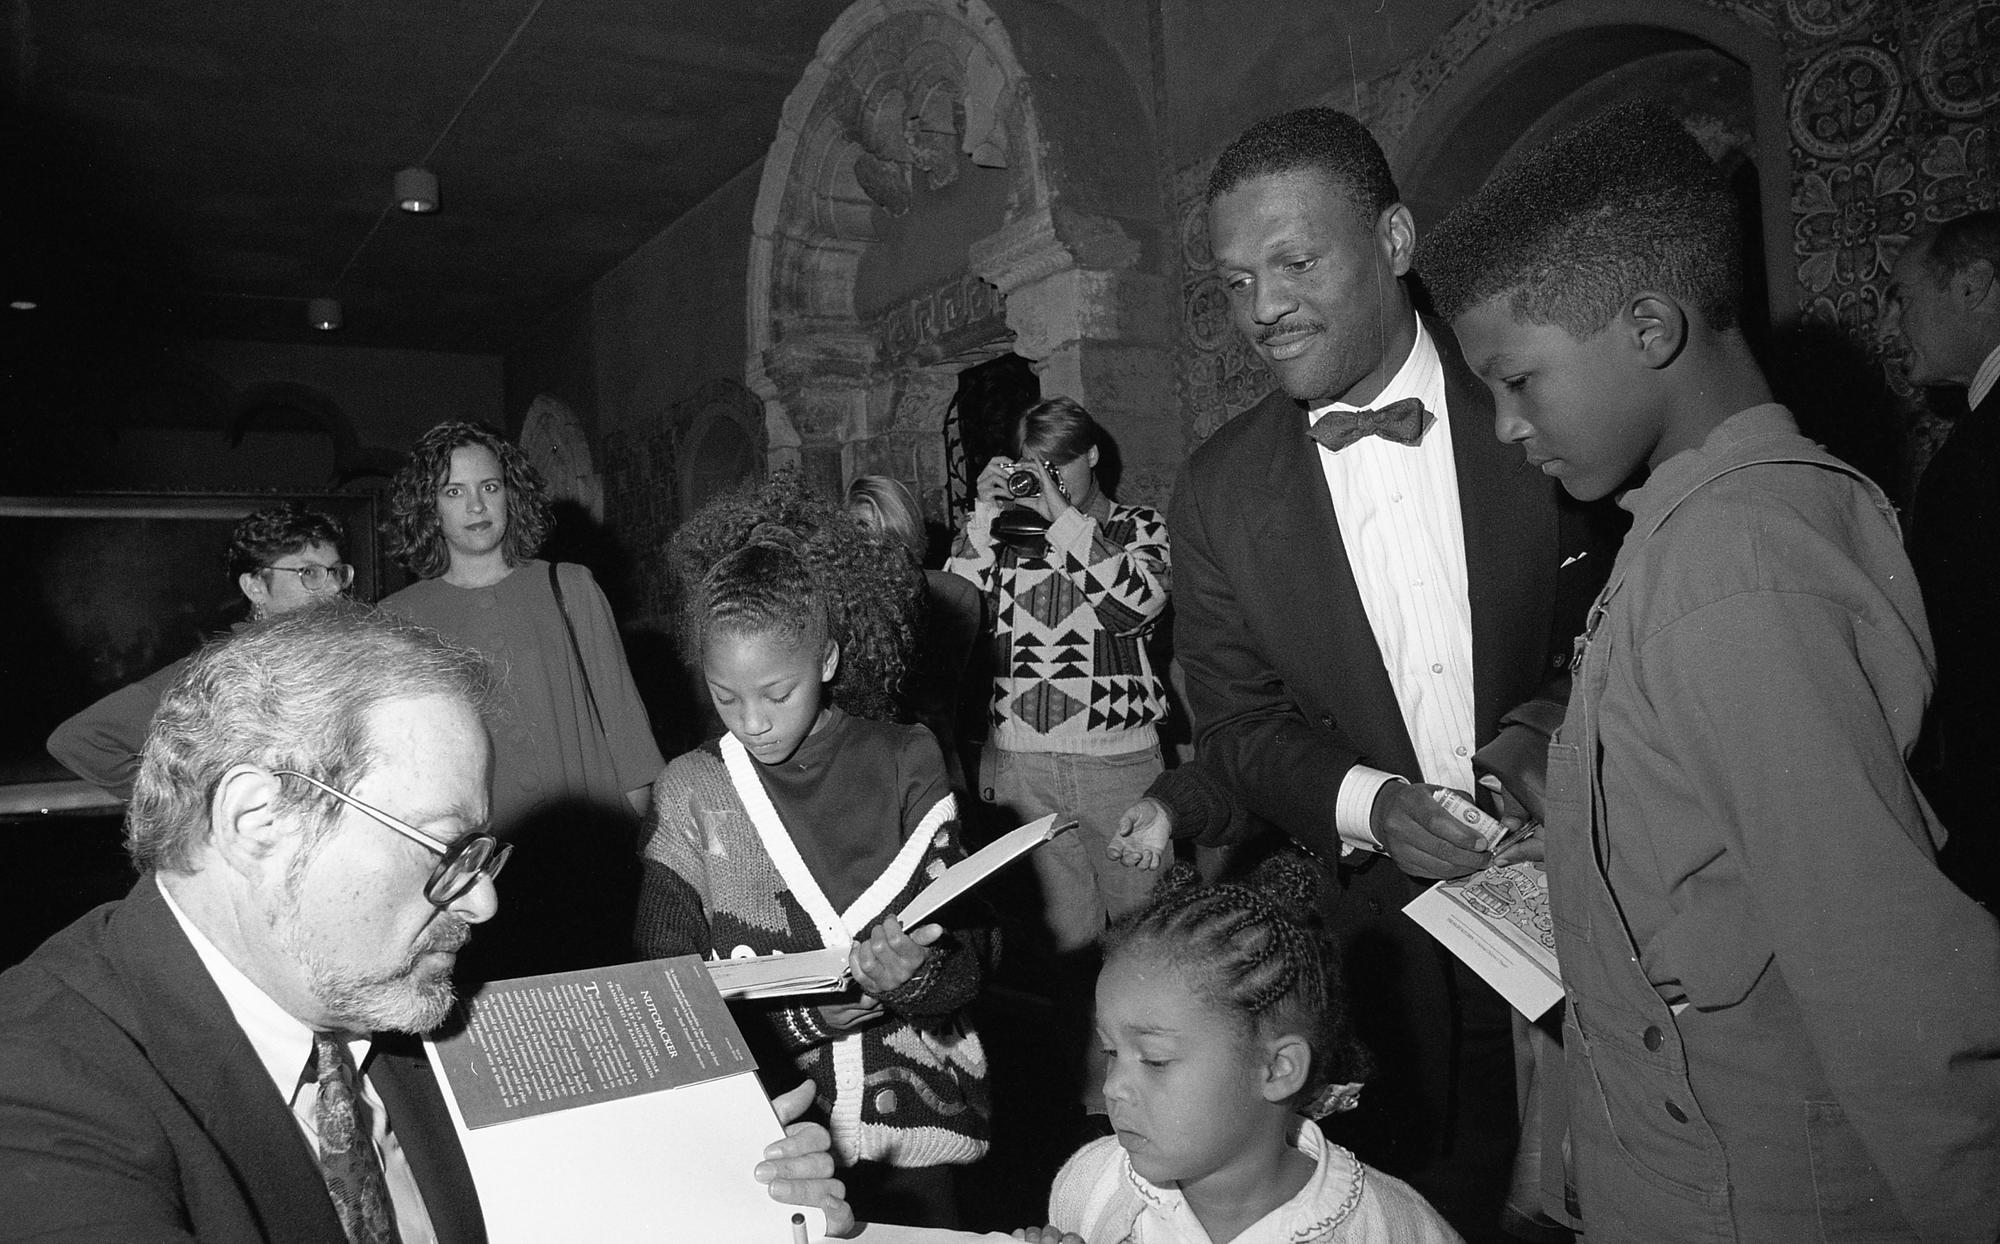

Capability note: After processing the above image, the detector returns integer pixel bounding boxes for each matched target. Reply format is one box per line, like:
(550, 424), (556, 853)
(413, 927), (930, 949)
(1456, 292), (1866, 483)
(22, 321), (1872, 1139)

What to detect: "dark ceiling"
(4, 0), (859, 354)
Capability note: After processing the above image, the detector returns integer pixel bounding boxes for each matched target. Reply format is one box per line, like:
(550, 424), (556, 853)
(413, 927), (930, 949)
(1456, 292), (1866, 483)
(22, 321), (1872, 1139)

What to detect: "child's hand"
(848, 915), (942, 996)
(1109, 797), (1171, 870)
(1011, 1228), (1083, 1244)
(1477, 774), (1546, 867)
(817, 995), (885, 1031)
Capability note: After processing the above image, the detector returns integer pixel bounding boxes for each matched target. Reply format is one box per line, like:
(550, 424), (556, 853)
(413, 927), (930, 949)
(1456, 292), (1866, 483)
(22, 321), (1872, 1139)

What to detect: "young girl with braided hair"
(633, 470), (989, 1228)
(1019, 853), (1462, 1244)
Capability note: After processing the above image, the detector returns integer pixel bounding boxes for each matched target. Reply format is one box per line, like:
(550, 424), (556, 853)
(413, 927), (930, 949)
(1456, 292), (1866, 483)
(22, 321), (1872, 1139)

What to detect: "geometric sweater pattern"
(947, 494), (1171, 754)
(634, 738), (990, 1168)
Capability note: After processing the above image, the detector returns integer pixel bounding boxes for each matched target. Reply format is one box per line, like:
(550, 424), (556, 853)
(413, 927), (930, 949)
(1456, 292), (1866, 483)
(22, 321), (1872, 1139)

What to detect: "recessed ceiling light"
(8, 300), (36, 311)
(395, 166), (439, 214)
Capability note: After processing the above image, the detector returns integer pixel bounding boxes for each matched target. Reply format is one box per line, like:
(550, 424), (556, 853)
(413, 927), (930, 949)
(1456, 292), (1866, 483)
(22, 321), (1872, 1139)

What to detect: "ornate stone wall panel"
(1916, 3), (2000, 118)
(1165, 0), (1998, 479)
(1782, 0), (2000, 491)
(749, 0), (1170, 531)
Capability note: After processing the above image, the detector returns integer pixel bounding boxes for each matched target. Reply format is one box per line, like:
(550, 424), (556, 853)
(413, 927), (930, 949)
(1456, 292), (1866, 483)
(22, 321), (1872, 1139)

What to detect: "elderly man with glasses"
(47, 502), (355, 801)
(0, 604), (852, 1242)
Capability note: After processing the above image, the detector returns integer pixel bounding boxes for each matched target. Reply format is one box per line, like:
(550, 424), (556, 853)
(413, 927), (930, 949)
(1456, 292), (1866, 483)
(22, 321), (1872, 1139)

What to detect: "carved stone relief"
(748, 0), (1171, 512)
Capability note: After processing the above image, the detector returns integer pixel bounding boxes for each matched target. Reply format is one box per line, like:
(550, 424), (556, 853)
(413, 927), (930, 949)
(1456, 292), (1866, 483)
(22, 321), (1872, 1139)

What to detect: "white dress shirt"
(159, 877), (438, 1243)
(1309, 317), (1480, 852)
(1969, 341), (2000, 412)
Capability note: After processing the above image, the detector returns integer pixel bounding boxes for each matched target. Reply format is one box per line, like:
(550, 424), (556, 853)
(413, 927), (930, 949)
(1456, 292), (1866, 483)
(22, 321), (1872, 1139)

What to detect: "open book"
(424, 955), (823, 1242)
(704, 812), (1075, 1001)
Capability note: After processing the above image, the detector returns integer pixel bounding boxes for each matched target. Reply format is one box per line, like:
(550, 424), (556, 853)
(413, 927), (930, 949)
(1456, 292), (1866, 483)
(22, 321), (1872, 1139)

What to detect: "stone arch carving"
(747, 0), (1174, 506)
(1385, 0), (1796, 324)
(520, 394), (603, 523)
(674, 379), (767, 520)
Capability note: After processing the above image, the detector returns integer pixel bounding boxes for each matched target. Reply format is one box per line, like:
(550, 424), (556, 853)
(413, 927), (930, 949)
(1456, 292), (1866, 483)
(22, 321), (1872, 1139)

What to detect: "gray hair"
(127, 602), (496, 873)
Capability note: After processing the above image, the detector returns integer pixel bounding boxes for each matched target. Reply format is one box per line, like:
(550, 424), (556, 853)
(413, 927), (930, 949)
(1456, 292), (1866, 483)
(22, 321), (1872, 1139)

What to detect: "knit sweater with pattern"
(634, 712), (990, 1169)
(946, 493), (1171, 755)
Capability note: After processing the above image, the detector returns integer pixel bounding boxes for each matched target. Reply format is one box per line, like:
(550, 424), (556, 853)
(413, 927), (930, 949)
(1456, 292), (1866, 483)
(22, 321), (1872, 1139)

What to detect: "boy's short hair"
(1418, 101), (1742, 336)
(1205, 106), (1400, 222)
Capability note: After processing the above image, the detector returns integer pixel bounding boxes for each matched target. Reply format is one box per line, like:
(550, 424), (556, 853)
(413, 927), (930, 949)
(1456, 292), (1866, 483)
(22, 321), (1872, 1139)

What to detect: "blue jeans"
(983, 743), (1164, 954)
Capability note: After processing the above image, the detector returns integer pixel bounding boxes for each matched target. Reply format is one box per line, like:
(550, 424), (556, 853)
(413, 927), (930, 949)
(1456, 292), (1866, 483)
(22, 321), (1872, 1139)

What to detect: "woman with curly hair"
(382, 420), (662, 977)
(634, 469), (988, 1228)
(845, 474), (984, 796)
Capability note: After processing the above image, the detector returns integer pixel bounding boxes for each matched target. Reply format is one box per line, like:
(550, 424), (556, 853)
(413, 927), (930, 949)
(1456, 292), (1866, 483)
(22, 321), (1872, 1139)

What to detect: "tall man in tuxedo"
(0, 605), (849, 1242)
(1170, 107), (1614, 1241)
(1883, 209), (2000, 909)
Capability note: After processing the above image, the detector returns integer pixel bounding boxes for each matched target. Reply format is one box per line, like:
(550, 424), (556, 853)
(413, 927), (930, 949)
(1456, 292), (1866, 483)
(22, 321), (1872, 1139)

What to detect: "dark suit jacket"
(1168, 317), (1614, 1174)
(0, 877), (485, 1242)
(1908, 384), (2000, 907)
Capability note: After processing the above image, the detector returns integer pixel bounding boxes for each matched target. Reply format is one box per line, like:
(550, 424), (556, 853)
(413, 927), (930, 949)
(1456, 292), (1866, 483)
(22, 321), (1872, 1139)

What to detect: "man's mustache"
(1259, 319), (1325, 346)
(418, 917), (472, 958)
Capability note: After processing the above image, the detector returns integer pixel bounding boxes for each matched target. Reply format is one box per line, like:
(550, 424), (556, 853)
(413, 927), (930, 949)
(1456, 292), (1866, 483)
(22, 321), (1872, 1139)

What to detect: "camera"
(1003, 460), (1069, 501)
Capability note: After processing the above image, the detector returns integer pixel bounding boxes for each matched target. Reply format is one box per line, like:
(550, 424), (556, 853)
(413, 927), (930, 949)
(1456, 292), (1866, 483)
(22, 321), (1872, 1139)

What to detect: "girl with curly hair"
(634, 470), (988, 1228)
(381, 420), (662, 978)
(1020, 853), (1460, 1244)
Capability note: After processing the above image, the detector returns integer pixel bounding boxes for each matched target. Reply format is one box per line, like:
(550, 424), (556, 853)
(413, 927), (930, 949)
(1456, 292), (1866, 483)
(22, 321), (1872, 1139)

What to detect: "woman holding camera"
(945, 394), (1171, 1127)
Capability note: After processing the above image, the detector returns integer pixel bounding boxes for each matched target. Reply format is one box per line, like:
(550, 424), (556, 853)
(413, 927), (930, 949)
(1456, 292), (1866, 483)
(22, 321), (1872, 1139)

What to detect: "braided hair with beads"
(1107, 852), (1373, 1117)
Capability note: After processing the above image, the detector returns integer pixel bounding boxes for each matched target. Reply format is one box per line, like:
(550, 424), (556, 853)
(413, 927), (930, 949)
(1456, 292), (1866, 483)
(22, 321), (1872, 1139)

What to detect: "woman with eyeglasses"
(46, 503), (351, 801)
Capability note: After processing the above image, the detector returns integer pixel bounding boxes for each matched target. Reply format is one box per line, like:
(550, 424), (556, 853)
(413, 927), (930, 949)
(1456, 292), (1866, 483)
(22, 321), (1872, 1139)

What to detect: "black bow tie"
(1306, 397), (1434, 453)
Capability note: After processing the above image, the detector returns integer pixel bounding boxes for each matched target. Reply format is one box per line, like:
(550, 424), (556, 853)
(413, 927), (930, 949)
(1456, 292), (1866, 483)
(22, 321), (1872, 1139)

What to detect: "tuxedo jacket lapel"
(1246, 392), (1419, 776)
(1434, 316), (1559, 737)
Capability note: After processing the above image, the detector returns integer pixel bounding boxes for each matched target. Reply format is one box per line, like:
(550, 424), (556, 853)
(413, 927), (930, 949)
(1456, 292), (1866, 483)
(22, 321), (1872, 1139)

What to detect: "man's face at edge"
(1207, 166), (1418, 408)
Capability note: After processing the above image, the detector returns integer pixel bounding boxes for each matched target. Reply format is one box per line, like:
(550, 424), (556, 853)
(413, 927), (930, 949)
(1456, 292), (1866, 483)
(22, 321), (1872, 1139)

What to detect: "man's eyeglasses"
(259, 563), (355, 593)
(272, 769), (510, 908)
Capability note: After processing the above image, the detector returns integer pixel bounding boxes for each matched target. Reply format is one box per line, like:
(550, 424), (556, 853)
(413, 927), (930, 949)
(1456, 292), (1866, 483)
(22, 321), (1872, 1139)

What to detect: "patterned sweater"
(634, 718), (990, 1169)
(946, 493), (1170, 755)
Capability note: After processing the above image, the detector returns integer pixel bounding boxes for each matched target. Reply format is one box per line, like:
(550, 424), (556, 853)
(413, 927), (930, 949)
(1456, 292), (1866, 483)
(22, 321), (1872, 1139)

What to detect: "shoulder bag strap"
(547, 561), (607, 738)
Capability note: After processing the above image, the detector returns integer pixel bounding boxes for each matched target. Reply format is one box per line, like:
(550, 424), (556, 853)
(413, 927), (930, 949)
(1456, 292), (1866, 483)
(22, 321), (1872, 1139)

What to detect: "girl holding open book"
(633, 469), (991, 1229)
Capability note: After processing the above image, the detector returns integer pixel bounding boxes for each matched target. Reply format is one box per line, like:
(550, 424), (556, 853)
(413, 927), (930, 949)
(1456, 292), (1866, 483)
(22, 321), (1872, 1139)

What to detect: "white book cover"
(425, 955), (823, 1243)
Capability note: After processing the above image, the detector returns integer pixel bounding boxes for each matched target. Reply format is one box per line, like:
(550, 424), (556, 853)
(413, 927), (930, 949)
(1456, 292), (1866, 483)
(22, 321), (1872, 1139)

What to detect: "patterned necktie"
(312, 1032), (401, 1244)
(1306, 397), (1434, 453)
